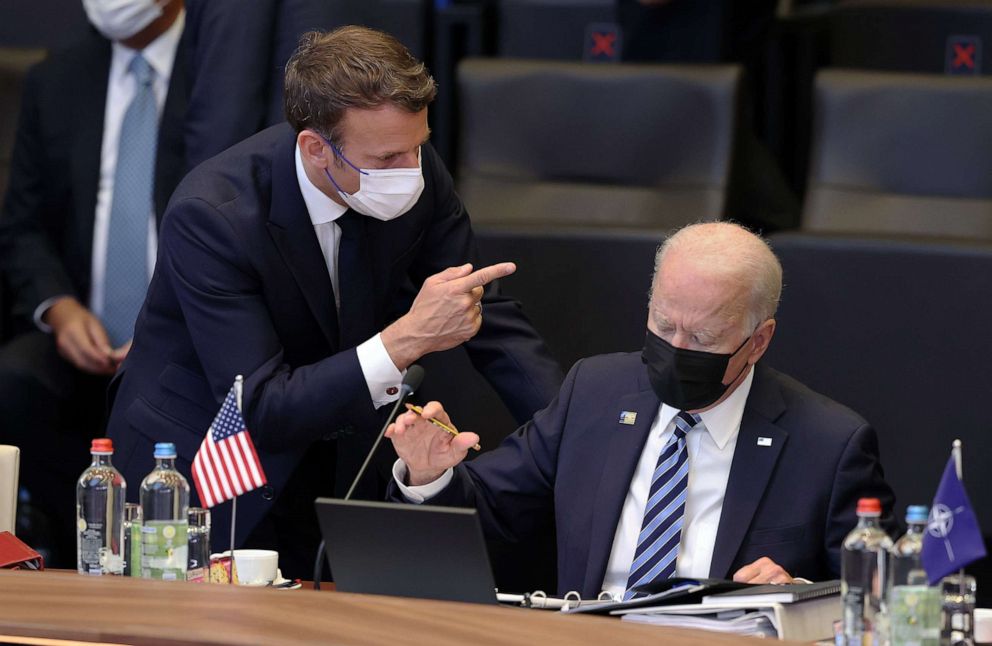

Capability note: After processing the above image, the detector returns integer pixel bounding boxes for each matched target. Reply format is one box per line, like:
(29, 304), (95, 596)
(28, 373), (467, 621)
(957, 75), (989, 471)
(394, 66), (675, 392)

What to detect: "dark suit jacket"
(105, 123), (563, 545)
(391, 353), (897, 597)
(0, 29), (189, 327)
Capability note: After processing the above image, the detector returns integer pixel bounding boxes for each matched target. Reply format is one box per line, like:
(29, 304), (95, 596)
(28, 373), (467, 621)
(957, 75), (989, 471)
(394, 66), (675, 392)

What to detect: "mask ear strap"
(321, 135), (368, 176)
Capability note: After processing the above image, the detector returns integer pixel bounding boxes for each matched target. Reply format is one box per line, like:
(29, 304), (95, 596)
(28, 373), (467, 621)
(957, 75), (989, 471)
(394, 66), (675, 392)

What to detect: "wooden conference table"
(0, 570), (798, 645)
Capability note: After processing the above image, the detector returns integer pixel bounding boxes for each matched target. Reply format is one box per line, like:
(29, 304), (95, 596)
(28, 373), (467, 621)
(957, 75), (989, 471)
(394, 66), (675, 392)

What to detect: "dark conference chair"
(764, 232), (992, 599)
(0, 48), (48, 343)
(829, 0), (992, 75)
(416, 226), (665, 593)
(497, 0), (617, 60)
(802, 69), (992, 237)
(456, 59), (741, 229)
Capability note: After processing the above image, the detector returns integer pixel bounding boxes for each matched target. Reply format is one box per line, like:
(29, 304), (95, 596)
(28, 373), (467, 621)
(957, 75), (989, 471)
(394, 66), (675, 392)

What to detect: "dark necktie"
(623, 410), (701, 599)
(335, 212), (376, 349)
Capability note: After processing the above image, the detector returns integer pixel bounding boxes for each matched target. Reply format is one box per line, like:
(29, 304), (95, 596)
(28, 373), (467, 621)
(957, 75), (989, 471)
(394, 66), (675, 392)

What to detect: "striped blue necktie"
(623, 410), (700, 600)
(103, 54), (156, 347)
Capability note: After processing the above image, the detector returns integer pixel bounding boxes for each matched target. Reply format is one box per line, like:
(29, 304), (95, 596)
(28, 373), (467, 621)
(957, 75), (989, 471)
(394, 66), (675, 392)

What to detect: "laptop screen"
(315, 498), (498, 605)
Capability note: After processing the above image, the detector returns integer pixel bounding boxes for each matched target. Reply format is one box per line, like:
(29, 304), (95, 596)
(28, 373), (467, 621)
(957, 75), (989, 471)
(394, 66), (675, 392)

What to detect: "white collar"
(655, 365), (756, 450)
(295, 143), (349, 226)
(111, 8), (185, 84)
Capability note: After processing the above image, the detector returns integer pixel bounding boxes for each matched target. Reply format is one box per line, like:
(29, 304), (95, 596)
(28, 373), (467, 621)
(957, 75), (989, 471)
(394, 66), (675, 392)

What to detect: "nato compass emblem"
(928, 503), (966, 561)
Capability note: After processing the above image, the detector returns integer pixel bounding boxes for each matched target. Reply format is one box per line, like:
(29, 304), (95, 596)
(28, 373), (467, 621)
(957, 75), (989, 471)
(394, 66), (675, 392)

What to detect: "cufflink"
(386, 386), (399, 396)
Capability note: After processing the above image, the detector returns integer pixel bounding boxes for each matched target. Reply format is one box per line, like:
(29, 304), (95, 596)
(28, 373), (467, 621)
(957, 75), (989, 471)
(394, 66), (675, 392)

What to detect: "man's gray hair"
(652, 222), (783, 333)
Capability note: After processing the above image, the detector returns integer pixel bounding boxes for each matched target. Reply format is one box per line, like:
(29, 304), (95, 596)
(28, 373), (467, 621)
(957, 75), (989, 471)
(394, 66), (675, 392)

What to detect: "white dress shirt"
(34, 11), (185, 331)
(294, 144), (405, 408)
(394, 365), (756, 596)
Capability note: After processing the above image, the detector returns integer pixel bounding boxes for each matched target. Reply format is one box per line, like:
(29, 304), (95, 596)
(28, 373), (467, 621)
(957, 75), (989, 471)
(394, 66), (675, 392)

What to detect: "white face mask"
(82, 0), (166, 41)
(322, 140), (425, 222)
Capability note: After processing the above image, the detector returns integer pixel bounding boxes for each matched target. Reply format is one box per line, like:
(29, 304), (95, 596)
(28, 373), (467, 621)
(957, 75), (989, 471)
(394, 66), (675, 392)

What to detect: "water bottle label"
(77, 517), (105, 575)
(889, 586), (941, 645)
(141, 520), (189, 580)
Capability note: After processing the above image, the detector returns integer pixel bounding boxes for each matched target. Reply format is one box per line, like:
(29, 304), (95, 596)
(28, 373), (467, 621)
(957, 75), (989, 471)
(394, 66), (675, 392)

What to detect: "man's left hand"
(732, 557), (794, 584)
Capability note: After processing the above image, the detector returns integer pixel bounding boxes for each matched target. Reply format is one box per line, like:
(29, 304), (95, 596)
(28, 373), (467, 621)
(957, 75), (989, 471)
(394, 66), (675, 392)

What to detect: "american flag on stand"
(192, 385), (267, 508)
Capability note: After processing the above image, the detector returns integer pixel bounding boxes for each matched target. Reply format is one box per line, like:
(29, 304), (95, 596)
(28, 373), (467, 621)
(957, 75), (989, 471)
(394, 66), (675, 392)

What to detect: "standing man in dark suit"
(105, 26), (562, 578)
(0, 0), (187, 565)
(388, 222), (896, 597)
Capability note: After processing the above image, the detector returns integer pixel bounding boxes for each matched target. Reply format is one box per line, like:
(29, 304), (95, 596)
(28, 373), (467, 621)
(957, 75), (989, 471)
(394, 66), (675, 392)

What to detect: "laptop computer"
(314, 498), (498, 605)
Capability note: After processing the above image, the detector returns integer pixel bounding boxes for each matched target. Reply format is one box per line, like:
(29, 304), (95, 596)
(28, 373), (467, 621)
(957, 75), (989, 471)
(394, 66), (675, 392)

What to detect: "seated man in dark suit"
(387, 221), (896, 598)
(105, 26), (562, 578)
(0, 0), (187, 565)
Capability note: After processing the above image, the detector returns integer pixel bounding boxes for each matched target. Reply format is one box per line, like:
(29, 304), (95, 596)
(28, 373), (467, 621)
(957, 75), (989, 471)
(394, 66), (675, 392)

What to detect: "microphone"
(313, 365), (424, 589)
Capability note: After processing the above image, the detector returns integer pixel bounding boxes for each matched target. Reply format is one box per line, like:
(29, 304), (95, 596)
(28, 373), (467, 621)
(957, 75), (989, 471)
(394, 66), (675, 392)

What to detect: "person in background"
(0, 0), (187, 566)
(388, 221), (897, 598)
(105, 26), (562, 579)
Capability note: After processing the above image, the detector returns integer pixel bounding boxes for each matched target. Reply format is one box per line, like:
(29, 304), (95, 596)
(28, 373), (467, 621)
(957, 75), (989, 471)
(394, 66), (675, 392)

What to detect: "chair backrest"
(457, 59), (740, 229)
(764, 232), (992, 525)
(265, 0), (429, 125)
(414, 226), (664, 594)
(829, 1), (992, 75)
(0, 446), (20, 535)
(498, 0), (616, 60)
(0, 48), (47, 343)
(0, 48), (47, 202)
(802, 69), (992, 237)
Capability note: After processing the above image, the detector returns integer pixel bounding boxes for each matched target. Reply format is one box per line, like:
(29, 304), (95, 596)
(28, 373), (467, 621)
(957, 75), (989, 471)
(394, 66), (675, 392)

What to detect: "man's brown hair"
(284, 26), (437, 146)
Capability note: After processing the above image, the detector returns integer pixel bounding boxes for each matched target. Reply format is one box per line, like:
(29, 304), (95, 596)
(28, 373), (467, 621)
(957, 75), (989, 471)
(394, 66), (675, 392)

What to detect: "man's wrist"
(407, 468), (445, 487)
(381, 317), (423, 371)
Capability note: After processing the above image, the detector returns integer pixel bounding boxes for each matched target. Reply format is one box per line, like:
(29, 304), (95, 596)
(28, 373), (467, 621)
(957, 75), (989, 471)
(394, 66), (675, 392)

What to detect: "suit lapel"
(709, 366), (788, 579)
(266, 131), (340, 348)
(582, 385), (660, 595)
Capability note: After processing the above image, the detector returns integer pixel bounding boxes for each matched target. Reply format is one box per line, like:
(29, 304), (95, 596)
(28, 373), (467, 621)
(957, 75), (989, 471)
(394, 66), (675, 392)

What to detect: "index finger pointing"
(449, 262), (516, 292)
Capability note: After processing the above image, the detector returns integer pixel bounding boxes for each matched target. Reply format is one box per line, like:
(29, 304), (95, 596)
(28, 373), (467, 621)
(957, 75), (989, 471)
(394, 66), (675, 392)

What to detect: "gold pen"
(405, 403), (482, 451)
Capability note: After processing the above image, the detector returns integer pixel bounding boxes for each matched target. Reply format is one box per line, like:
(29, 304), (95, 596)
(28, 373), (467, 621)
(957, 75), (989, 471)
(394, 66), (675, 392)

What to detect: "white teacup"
(213, 549), (279, 585)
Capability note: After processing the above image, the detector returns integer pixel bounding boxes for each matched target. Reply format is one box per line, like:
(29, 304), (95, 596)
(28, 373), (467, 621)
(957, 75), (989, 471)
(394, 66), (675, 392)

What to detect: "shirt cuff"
(391, 459), (454, 503)
(356, 333), (404, 409)
(33, 295), (70, 333)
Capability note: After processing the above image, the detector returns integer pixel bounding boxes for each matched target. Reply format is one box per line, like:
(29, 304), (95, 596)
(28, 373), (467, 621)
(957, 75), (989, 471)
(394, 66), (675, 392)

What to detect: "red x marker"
(953, 43), (976, 70)
(590, 32), (616, 57)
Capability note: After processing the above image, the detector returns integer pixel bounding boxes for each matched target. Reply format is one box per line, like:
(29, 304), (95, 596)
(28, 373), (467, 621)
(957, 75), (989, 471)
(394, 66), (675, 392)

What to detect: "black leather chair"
(497, 0), (616, 60)
(764, 232), (992, 598)
(456, 59), (741, 229)
(416, 226), (665, 593)
(829, 0), (992, 75)
(418, 226), (664, 450)
(802, 69), (992, 237)
(0, 48), (47, 343)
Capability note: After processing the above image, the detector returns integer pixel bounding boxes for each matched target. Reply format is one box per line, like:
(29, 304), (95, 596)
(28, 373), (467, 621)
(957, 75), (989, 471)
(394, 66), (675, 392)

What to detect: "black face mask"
(641, 329), (751, 411)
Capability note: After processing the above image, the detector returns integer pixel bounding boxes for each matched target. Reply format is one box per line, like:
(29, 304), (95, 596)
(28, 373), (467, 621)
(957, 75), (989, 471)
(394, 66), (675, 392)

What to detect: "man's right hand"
(43, 297), (116, 375)
(381, 262), (516, 370)
(386, 400), (479, 486)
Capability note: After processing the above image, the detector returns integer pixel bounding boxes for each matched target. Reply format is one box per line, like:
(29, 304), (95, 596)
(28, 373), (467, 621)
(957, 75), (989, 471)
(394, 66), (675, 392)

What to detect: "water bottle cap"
(90, 438), (113, 454)
(906, 505), (929, 523)
(153, 442), (177, 458)
(856, 497), (882, 515)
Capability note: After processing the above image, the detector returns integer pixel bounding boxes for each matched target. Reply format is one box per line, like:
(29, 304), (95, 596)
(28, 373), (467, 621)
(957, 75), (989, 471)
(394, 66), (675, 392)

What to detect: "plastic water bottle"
(841, 497), (894, 645)
(76, 438), (125, 575)
(887, 505), (940, 646)
(139, 442), (190, 581)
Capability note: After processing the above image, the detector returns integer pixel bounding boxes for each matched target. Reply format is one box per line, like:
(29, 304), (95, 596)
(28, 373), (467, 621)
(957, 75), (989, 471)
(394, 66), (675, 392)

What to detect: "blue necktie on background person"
(103, 54), (156, 347)
(624, 410), (700, 599)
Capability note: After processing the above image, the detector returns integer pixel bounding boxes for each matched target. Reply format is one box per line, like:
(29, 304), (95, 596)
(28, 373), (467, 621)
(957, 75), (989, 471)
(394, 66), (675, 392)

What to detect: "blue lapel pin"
(757, 437), (773, 447)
